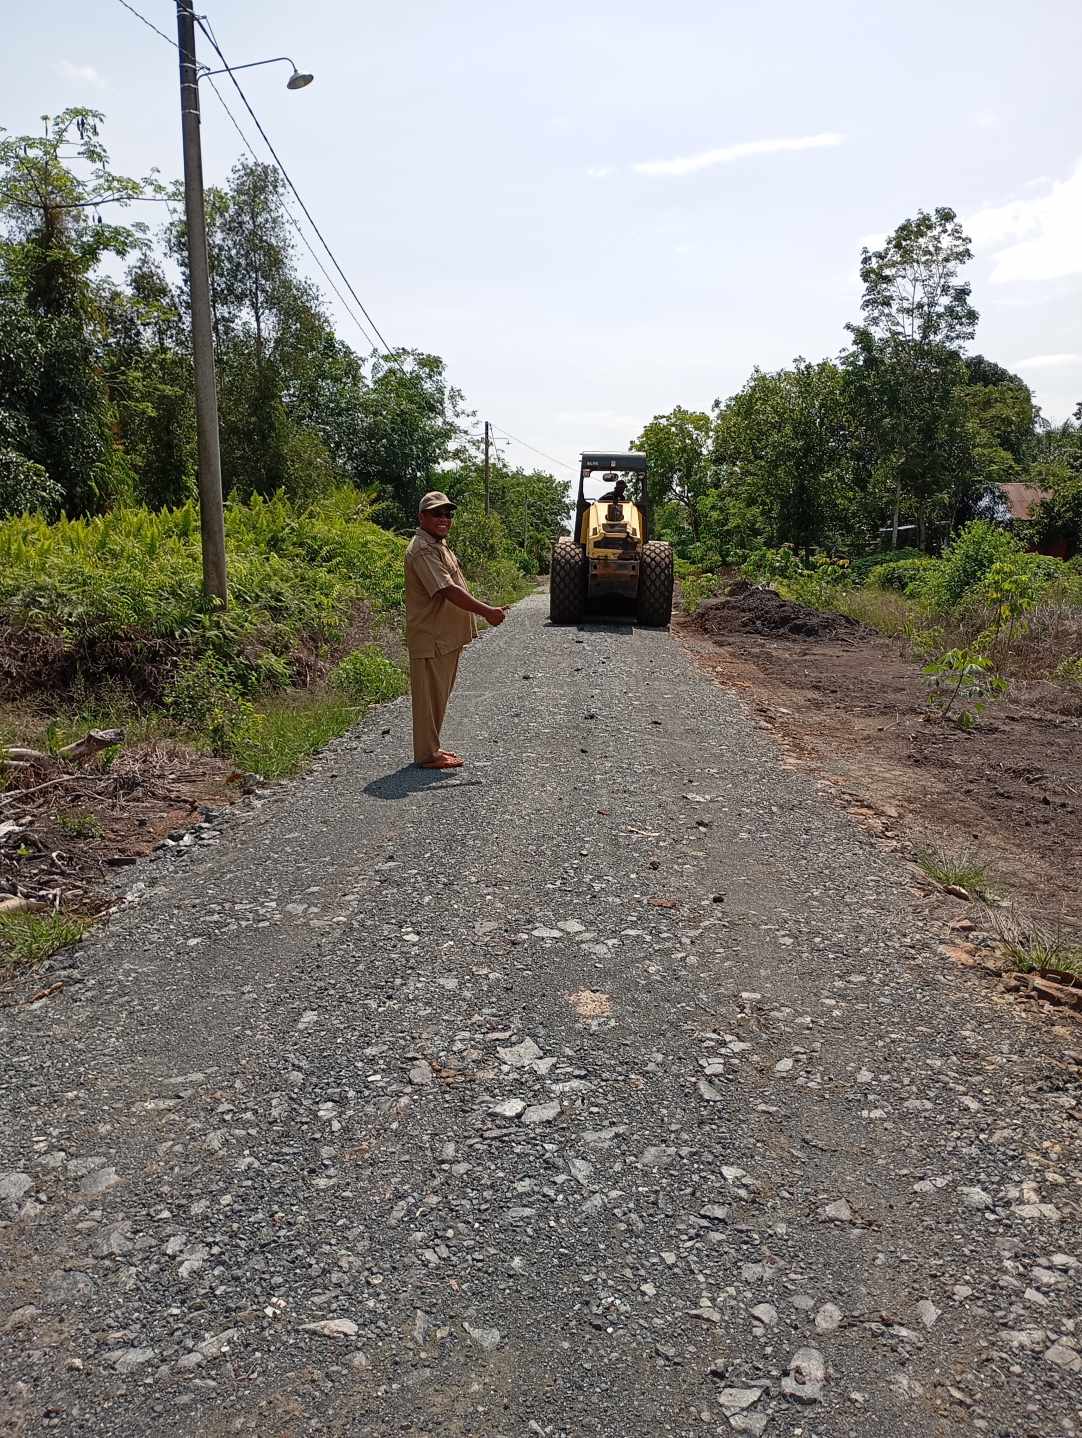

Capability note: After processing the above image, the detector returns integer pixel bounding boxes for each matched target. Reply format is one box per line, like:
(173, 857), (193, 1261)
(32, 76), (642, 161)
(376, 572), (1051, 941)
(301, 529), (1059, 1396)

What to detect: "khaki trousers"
(409, 648), (462, 764)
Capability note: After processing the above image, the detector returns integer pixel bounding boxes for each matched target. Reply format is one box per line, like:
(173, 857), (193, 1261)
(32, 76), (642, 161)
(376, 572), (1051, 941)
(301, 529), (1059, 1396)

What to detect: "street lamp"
(175, 2), (313, 606)
(200, 56), (315, 90)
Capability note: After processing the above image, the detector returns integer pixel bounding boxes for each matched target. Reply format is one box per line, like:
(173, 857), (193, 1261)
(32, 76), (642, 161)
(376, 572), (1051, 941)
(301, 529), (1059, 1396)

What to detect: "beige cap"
(419, 490), (456, 513)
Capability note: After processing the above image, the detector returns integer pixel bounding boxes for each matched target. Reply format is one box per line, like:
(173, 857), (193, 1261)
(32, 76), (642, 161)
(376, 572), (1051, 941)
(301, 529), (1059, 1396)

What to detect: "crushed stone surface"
(0, 589), (1079, 1437)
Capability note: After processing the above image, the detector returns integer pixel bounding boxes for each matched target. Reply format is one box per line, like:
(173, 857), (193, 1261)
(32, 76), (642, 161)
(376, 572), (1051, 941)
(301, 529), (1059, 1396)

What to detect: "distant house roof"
(999, 482), (1051, 520)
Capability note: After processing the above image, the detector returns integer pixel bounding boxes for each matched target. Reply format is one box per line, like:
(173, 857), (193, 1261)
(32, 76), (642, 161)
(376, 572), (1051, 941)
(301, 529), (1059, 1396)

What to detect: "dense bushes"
(444, 503), (532, 607)
(0, 487), (406, 702)
(918, 521), (1026, 610)
(330, 646), (408, 703)
(804, 522), (1082, 617)
(866, 557), (936, 594)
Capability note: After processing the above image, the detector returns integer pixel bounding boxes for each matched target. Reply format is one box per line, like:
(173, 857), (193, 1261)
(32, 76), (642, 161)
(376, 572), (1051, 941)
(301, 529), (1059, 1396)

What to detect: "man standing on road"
(405, 491), (508, 770)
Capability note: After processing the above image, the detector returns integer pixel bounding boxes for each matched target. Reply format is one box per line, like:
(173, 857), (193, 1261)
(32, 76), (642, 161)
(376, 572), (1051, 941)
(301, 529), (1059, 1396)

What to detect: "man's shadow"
(363, 765), (483, 800)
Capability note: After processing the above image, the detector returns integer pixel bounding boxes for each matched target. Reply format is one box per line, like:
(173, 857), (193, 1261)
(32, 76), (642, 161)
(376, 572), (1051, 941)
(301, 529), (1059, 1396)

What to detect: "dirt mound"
(691, 586), (867, 642)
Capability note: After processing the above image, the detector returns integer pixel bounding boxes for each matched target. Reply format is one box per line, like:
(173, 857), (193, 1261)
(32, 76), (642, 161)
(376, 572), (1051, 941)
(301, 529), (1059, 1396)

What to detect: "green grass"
(1053, 656), (1082, 688)
(0, 911), (87, 980)
(1009, 944), (1082, 980)
(3, 646), (410, 788)
(0, 491), (540, 793)
(984, 905), (1082, 978)
(681, 571), (728, 616)
(829, 587), (913, 636)
(56, 811), (105, 839)
(226, 691), (361, 779)
(329, 646), (408, 703)
(0, 488), (408, 706)
(1, 689), (174, 758)
(914, 844), (996, 897)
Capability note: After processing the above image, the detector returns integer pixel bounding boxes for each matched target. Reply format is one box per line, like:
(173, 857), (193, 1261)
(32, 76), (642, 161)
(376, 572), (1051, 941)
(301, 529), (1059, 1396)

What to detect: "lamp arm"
(199, 56), (299, 80)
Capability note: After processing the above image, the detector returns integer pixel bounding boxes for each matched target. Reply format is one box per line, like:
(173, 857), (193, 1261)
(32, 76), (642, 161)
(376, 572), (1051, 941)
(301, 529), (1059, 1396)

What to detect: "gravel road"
(1, 589), (1079, 1438)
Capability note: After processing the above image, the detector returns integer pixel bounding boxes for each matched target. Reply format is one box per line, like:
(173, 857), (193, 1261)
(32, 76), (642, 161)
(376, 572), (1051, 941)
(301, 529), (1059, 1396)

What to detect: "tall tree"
(631, 407), (713, 543)
(102, 254), (197, 509)
(713, 359), (850, 559)
(171, 159), (352, 503)
(853, 207), (977, 349)
(846, 207), (980, 549)
(354, 350), (471, 526)
(0, 108), (154, 514)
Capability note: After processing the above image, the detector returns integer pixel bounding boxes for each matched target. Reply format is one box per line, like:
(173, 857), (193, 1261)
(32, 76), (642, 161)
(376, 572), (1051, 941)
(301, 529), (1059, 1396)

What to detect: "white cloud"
(633, 131), (844, 178)
(586, 165), (614, 179)
(55, 60), (106, 88)
(1013, 353), (1081, 370)
(967, 161), (1082, 283)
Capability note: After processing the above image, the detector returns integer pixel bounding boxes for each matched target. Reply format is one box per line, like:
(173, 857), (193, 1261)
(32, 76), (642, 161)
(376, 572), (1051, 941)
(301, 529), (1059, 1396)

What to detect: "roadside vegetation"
(983, 906), (1082, 981)
(0, 109), (565, 977)
(0, 108), (559, 772)
(913, 844), (997, 898)
(637, 209), (1080, 576)
(684, 523), (1082, 727)
(647, 208), (1080, 729)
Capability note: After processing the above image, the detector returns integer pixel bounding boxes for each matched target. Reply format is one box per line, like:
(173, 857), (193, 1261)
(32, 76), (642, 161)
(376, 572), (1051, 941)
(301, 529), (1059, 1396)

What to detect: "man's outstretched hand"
(437, 584), (510, 628)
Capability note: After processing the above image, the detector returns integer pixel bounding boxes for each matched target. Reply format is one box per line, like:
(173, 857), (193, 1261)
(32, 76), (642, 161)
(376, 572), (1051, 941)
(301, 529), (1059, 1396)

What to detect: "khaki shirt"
(404, 527), (478, 658)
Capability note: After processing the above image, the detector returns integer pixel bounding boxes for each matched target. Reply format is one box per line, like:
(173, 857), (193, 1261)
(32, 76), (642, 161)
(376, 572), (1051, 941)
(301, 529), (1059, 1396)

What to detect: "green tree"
(631, 407), (713, 548)
(853, 207), (977, 349)
(1029, 454), (1082, 556)
(846, 208), (981, 550)
(354, 350), (471, 526)
(713, 358), (851, 559)
(102, 254), (197, 509)
(964, 379), (1035, 489)
(0, 108), (155, 514)
(443, 457), (569, 572)
(163, 158), (364, 505)
(844, 339), (976, 547)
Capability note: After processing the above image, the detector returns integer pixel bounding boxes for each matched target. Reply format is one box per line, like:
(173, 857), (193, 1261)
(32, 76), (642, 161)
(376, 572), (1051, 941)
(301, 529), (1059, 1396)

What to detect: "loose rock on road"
(1, 588), (1079, 1437)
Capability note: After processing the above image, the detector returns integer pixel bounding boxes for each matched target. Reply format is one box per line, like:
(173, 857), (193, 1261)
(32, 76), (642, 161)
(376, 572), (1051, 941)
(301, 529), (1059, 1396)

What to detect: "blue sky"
(6, 0), (1082, 476)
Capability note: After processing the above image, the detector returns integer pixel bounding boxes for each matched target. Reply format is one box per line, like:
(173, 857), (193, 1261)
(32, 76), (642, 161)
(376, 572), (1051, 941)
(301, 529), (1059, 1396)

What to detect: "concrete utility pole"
(177, 0), (228, 606)
(483, 420), (491, 516)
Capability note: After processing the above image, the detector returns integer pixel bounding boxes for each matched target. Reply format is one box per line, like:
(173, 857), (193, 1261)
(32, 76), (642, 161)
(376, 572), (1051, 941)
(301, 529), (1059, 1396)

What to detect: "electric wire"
(112, 0), (177, 48)
(203, 77), (380, 352)
(106, 0), (573, 478)
(196, 14), (396, 359)
(489, 423), (575, 472)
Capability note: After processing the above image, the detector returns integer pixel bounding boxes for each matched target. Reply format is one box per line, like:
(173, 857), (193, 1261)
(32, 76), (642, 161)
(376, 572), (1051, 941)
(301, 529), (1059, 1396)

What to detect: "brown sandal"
(418, 753), (464, 770)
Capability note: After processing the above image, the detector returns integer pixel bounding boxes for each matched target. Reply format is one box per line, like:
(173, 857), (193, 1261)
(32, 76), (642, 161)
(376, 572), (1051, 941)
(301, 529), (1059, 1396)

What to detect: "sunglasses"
(429, 507), (455, 518)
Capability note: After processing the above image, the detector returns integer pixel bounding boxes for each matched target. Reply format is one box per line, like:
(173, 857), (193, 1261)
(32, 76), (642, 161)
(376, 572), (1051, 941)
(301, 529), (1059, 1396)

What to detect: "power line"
(196, 15), (396, 360)
(203, 77), (380, 352)
(108, 0), (380, 350)
(112, 0), (176, 48)
(107, 2), (572, 479)
(489, 423), (575, 472)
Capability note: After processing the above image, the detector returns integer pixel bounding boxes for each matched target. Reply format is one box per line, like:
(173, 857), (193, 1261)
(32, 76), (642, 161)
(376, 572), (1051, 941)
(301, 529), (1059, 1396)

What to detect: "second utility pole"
(483, 420), (491, 516)
(177, 0), (228, 606)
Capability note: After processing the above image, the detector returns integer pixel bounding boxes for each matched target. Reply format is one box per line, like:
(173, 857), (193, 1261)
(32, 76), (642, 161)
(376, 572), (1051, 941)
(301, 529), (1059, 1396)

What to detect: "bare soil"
(681, 587), (1082, 932)
(1, 742), (241, 954)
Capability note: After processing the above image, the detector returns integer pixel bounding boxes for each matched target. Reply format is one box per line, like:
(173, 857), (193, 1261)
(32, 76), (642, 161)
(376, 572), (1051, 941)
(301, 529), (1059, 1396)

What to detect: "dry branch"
(57, 729), (125, 762)
(0, 896), (47, 916)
